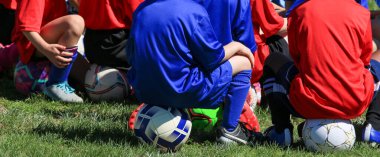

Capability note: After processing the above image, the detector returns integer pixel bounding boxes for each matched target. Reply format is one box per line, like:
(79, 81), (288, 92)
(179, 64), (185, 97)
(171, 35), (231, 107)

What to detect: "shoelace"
(56, 83), (75, 94)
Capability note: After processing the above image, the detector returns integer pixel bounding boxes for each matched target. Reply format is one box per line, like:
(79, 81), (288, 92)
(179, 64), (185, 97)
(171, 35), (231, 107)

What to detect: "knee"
(65, 15), (85, 37)
(229, 55), (252, 75)
(238, 55), (252, 71)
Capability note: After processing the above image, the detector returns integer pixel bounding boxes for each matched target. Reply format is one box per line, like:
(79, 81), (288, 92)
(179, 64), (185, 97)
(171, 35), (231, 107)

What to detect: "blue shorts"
(188, 61), (232, 109)
(263, 59), (380, 117)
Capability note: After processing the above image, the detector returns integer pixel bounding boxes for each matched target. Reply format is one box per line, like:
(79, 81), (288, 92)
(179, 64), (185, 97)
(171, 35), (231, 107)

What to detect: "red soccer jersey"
(287, 0), (374, 119)
(12, 0), (67, 64)
(79, 0), (143, 30)
(250, 0), (284, 83)
(0, 0), (17, 10)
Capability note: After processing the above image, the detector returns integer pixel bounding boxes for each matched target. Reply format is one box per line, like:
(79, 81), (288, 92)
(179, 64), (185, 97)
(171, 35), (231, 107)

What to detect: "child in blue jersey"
(126, 0), (255, 144)
(193, 0), (260, 142)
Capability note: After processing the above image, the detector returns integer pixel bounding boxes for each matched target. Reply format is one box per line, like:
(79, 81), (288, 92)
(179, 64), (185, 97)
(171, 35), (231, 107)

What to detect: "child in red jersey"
(263, 0), (380, 146)
(12, 0), (85, 102)
(78, 0), (143, 69)
(249, 0), (289, 109)
(61, 0), (143, 97)
(250, 0), (289, 83)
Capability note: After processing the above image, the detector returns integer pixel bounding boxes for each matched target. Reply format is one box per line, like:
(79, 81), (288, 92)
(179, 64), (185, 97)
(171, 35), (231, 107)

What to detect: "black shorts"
(266, 35), (291, 60)
(0, 4), (15, 45)
(83, 28), (130, 69)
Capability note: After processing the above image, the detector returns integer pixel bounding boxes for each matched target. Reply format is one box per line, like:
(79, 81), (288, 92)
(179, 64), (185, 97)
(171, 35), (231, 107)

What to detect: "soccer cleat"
(128, 103), (144, 131)
(363, 123), (380, 145)
(216, 123), (253, 145)
(43, 81), (83, 103)
(240, 101), (260, 132)
(264, 126), (293, 147)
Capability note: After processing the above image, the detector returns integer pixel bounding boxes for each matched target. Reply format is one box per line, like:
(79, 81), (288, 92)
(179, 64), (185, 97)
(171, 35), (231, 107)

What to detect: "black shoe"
(216, 123), (252, 145)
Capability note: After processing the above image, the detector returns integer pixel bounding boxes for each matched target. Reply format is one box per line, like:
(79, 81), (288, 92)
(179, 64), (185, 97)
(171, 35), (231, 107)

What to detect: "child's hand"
(42, 44), (73, 68)
(237, 44), (255, 69)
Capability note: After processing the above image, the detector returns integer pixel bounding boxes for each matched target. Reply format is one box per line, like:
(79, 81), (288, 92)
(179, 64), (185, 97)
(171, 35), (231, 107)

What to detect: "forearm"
(276, 18), (288, 36)
(222, 41), (243, 62)
(272, 2), (285, 12)
(22, 31), (49, 54)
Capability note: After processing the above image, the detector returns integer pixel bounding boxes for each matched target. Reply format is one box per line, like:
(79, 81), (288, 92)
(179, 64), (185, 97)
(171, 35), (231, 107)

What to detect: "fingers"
(52, 44), (66, 51)
(50, 55), (72, 68)
(249, 54), (255, 69)
(60, 51), (74, 58)
(56, 55), (72, 64)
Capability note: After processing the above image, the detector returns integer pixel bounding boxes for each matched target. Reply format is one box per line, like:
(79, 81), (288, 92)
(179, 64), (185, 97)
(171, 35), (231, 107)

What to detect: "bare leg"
(35, 15), (90, 91)
(35, 15), (84, 57)
(221, 55), (252, 132)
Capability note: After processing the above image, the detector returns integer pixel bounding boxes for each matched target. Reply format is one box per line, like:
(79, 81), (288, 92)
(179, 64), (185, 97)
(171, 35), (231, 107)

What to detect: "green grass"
(0, 77), (380, 157)
(370, 0), (380, 10)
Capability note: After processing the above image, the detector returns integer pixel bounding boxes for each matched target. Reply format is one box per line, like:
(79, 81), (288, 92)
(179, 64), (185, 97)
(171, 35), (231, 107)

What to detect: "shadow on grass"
(32, 122), (140, 146)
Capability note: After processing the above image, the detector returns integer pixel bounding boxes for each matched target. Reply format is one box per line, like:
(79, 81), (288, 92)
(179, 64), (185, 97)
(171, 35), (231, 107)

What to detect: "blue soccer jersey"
(126, 0), (229, 107)
(195, 0), (257, 53)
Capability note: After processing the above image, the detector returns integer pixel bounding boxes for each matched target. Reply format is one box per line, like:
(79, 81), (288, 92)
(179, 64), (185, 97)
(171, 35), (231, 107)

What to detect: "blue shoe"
(43, 81), (83, 103)
(264, 126), (293, 147)
(363, 123), (380, 145)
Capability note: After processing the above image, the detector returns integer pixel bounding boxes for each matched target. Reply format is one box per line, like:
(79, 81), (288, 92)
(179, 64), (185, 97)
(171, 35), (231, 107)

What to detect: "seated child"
(126, 0), (255, 144)
(263, 0), (380, 146)
(13, 0), (84, 102)
(250, 0), (289, 85)
(78, 0), (143, 69)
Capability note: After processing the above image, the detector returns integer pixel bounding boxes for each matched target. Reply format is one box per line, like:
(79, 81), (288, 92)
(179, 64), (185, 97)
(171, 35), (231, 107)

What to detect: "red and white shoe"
(239, 101), (260, 132)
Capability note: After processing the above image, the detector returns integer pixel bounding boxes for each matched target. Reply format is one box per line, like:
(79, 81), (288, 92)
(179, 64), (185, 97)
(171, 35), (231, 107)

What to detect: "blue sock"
(222, 70), (252, 132)
(46, 47), (78, 87)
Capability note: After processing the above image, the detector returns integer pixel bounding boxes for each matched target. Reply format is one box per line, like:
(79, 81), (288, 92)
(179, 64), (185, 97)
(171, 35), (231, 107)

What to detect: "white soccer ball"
(302, 119), (356, 152)
(84, 64), (131, 101)
(134, 104), (192, 152)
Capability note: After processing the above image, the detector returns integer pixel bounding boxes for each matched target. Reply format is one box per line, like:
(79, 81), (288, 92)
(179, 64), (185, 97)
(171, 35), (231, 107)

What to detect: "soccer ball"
(134, 104), (192, 152)
(84, 64), (131, 101)
(187, 108), (222, 133)
(302, 119), (356, 152)
(14, 60), (50, 95)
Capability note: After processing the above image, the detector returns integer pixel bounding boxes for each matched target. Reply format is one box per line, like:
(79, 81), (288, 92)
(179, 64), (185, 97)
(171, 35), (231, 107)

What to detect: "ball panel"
(14, 61), (50, 95)
(302, 119), (356, 152)
(84, 64), (130, 101)
(134, 104), (192, 152)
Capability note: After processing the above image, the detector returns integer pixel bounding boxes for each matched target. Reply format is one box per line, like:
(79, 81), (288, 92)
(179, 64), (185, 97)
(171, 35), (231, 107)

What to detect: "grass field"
(0, 1), (380, 156)
(0, 75), (379, 157)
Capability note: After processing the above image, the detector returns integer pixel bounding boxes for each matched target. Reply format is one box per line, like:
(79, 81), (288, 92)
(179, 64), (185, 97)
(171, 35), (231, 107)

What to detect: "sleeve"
(189, 16), (225, 72)
(361, 18), (373, 66)
(251, 0), (284, 39)
(233, 0), (257, 53)
(16, 0), (44, 32)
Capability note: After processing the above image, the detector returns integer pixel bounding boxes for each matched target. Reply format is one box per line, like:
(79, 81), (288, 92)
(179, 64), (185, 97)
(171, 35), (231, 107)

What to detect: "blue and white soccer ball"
(134, 104), (192, 152)
(302, 119), (356, 152)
